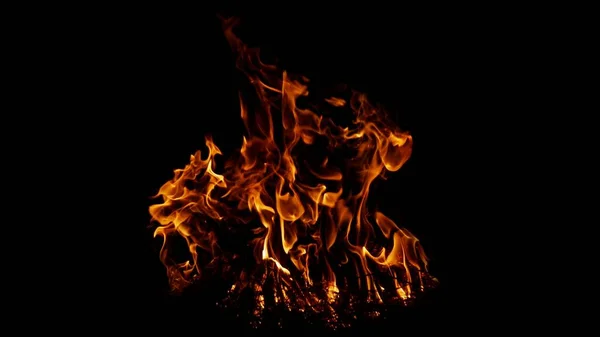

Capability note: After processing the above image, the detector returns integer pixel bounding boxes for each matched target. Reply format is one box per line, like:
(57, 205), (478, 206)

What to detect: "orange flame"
(150, 17), (436, 320)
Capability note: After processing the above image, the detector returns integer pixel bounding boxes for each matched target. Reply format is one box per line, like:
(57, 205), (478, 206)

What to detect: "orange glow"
(149, 17), (436, 324)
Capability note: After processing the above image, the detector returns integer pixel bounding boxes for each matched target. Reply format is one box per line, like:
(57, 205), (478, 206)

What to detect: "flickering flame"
(150, 17), (436, 324)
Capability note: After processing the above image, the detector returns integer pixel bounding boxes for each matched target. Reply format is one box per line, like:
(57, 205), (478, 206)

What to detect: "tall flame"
(149, 17), (436, 324)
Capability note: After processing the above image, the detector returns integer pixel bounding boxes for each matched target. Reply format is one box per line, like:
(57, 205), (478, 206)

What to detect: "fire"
(149, 17), (437, 326)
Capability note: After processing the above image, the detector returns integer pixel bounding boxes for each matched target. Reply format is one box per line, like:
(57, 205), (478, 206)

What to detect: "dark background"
(81, 4), (499, 334)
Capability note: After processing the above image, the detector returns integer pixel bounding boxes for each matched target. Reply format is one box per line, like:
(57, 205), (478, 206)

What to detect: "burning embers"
(149, 17), (437, 328)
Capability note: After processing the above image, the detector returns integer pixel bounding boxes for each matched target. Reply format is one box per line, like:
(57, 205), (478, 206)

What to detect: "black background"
(75, 3), (504, 334)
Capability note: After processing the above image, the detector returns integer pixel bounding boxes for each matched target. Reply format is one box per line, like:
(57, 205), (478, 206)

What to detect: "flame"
(149, 17), (436, 324)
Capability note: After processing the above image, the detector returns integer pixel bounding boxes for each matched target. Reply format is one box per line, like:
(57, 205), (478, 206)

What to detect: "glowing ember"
(149, 17), (437, 328)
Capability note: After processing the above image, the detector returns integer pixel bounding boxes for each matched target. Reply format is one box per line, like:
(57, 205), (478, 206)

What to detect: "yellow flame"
(149, 17), (434, 308)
